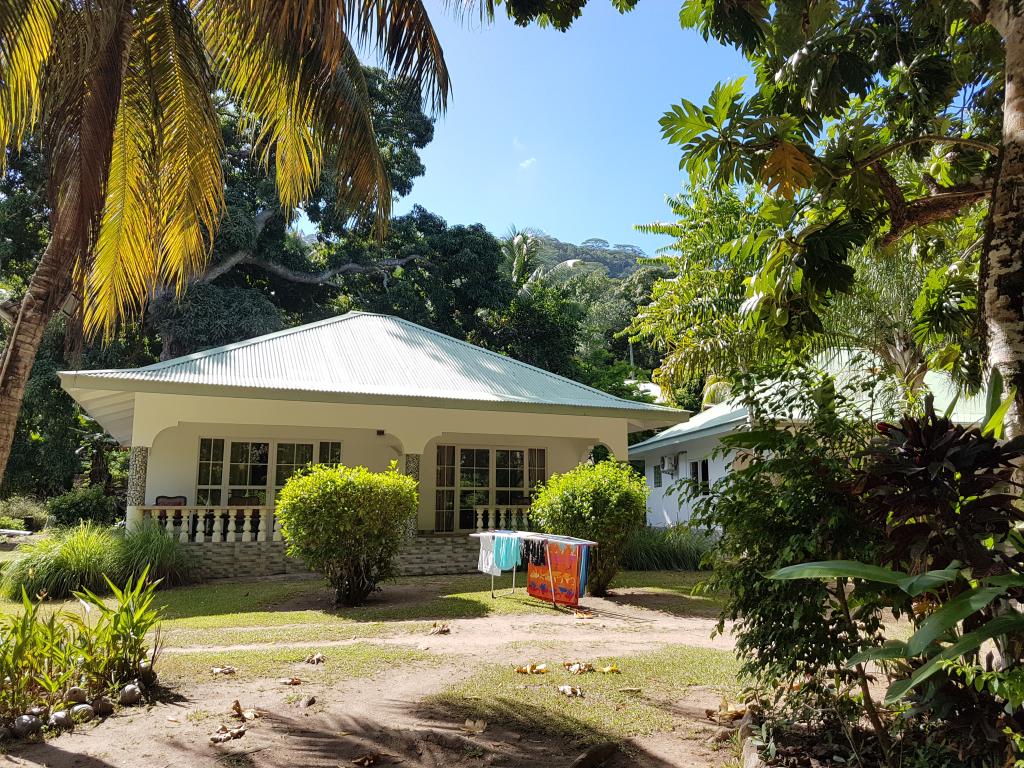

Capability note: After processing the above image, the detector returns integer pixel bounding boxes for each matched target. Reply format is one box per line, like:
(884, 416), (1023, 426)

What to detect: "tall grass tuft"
(117, 521), (197, 587)
(621, 524), (715, 571)
(1, 523), (120, 600)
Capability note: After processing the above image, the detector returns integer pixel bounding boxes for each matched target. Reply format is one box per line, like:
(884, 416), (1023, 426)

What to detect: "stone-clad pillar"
(125, 446), (149, 530)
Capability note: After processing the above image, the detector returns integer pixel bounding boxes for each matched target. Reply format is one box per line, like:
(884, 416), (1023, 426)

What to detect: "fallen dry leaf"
(562, 661), (595, 675)
(304, 652), (326, 665)
(428, 622), (451, 636)
(278, 677), (302, 686)
(558, 685), (584, 698)
(352, 754), (381, 766)
(515, 663), (549, 675)
(230, 700), (258, 721)
(599, 664), (621, 675)
(461, 718), (487, 734)
(620, 687), (642, 694)
(210, 666), (236, 675)
(573, 610), (594, 619)
(210, 723), (246, 744)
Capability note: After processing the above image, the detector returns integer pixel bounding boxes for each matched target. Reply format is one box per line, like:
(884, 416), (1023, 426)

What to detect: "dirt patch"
(2, 576), (739, 768)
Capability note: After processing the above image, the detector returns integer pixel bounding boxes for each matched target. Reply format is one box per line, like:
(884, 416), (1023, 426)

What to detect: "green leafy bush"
(530, 461), (647, 595)
(0, 515), (26, 531)
(116, 521), (197, 588)
(620, 524), (714, 571)
(1, 523), (120, 599)
(0, 495), (49, 530)
(47, 486), (119, 527)
(0, 571), (162, 730)
(276, 463), (418, 606)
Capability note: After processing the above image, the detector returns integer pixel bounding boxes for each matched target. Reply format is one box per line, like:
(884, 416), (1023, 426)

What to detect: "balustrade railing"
(473, 505), (531, 532)
(139, 506), (279, 543)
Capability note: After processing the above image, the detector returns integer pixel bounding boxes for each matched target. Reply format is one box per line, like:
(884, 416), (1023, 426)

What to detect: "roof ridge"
(379, 313), (667, 409)
(136, 312), (364, 372)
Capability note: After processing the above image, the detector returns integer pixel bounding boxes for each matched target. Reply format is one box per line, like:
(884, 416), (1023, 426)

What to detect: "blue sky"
(392, 3), (751, 255)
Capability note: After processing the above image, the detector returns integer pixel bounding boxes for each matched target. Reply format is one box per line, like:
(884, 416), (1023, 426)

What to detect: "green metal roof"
(629, 402), (747, 455)
(60, 312), (685, 425)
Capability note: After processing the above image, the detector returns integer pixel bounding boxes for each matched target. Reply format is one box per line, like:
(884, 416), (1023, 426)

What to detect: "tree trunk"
(984, 5), (1024, 438)
(0, 241), (73, 482)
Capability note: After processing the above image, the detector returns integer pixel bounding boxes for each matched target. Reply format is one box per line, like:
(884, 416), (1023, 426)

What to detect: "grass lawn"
(425, 643), (742, 745)
(0, 569), (720, 649)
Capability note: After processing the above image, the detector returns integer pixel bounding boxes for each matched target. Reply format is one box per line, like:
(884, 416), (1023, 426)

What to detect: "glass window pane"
(231, 442), (246, 462)
(229, 464), (247, 485)
(211, 439), (223, 461)
(210, 463), (223, 485)
(276, 443), (294, 464)
(199, 439), (212, 461)
(198, 464), (211, 485)
(250, 464), (268, 485)
(296, 444), (313, 464)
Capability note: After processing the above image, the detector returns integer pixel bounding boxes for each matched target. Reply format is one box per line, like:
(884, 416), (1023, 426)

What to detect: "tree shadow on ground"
(601, 589), (724, 619)
(3, 737), (122, 768)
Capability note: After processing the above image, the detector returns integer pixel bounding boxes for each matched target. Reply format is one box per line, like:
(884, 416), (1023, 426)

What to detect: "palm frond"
(85, 0), (223, 337)
(198, 2), (389, 226)
(0, 0), (59, 161)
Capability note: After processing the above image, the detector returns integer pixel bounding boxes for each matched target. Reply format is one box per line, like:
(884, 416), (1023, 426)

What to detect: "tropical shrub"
(276, 463), (418, 606)
(116, 521), (197, 588)
(691, 367), (886, 685)
(47, 486), (119, 527)
(0, 515), (25, 531)
(1, 523), (120, 600)
(2, 522), (198, 600)
(0, 572), (162, 731)
(530, 460), (647, 595)
(620, 524), (714, 571)
(773, 392), (1024, 762)
(0, 495), (49, 530)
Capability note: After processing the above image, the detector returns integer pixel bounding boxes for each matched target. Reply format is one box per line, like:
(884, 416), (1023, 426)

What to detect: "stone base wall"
(187, 534), (479, 581)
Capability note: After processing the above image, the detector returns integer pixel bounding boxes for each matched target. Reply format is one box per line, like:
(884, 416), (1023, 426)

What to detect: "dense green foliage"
(0, 515), (24, 531)
(620, 525), (713, 571)
(691, 367), (886, 681)
(0, 495), (48, 531)
(530, 461), (647, 595)
(118, 522), (198, 588)
(276, 464), (418, 606)
(47, 487), (119, 528)
(1, 522), (197, 599)
(2, 524), (120, 599)
(0, 572), (162, 730)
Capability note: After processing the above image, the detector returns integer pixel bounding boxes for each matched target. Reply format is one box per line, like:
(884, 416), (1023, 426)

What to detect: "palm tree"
(0, 0), (450, 480)
(502, 226), (541, 290)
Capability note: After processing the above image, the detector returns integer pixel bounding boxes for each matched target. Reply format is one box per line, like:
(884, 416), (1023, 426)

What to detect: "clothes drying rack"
(469, 530), (598, 609)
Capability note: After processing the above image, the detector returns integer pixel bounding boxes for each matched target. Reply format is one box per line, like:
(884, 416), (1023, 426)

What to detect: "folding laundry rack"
(469, 530), (598, 609)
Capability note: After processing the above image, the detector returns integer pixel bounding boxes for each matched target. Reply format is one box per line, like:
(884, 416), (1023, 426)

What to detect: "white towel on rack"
(477, 535), (501, 576)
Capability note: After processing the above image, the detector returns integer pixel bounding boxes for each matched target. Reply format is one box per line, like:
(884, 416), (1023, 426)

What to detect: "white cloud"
(512, 136), (528, 153)
(519, 157), (537, 170)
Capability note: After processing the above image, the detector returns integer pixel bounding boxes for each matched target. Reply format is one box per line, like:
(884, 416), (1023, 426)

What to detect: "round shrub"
(1, 523), (120, 599)
(276, 463), (418, 606)
(116, 520), (198, 587)
(47, 486), (119, 527)
(530, 460), (648, 595)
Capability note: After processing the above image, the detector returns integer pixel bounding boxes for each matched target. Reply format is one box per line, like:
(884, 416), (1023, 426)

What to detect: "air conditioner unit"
(660, 454), (678, 475)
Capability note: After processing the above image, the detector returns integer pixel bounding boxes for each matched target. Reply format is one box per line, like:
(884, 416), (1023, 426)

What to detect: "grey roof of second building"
(629, 401), (747, 454)
(59, 312), (685, 423)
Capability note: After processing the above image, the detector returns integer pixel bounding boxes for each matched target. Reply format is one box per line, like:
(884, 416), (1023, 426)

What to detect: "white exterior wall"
(135, 391), (629, 533)
(633, 434), (735, 526)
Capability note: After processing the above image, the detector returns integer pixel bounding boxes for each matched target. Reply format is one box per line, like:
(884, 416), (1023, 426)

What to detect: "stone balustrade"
(473, 505), (531, 532)
(139, 506), (280, 543)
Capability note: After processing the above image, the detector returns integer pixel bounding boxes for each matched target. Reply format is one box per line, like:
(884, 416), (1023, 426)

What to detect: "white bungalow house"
(629, 369), (988, 527)
(60, 311), (685, 577)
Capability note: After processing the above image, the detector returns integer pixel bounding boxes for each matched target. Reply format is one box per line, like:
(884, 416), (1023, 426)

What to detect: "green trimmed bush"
(47, 486), (119, 527)
(0, 515), (25, 531)
(0, 495), (49, 530)
(276, 463), (418, 606)
(116, 520), (197, 587)
(1, 523), (120, 599)
(621, 524), (715, 571)
(530, 461), (648, 595)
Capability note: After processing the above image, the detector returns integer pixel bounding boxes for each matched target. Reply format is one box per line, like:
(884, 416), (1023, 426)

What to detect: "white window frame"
(434, 444), (547, 532)
(194, 437), (342, 506)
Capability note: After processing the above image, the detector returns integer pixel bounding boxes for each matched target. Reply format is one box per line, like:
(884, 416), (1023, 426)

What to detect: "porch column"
(125, 446), (149, 530)
(403, 453), (421, 538)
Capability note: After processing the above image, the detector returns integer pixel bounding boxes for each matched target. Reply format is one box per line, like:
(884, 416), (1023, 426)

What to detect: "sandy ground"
(2, 582), (740, 768)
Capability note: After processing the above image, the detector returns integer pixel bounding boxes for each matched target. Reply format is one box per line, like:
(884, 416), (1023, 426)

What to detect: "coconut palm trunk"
(980, 5), (1024, 437)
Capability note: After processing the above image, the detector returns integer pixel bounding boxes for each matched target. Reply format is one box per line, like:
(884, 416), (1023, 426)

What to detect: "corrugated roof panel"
(64, 312), (681, 415)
